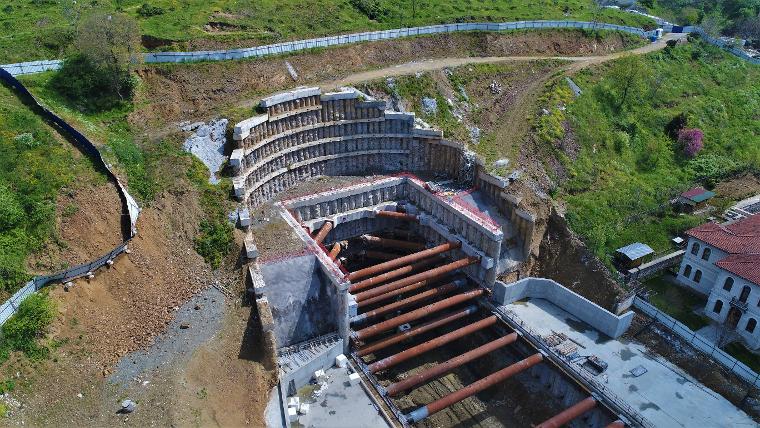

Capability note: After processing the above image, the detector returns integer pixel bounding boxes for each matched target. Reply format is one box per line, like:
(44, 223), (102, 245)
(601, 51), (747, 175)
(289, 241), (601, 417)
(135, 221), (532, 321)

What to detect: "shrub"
(678, 128), (704, 158)
(0, 293), (56, 361)
(350, 0), (386, 21)
(193, 220), (233, 269)
(137, 3), (165, 17)
(50, 55), (137, 112)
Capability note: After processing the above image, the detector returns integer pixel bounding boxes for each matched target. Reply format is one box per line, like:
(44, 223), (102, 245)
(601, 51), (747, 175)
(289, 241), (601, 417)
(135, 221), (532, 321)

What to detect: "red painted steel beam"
(360, 235), (427, 251)
(405, 353), (545, 422)
(348, 241), (461, 282)
(348, 257), (440, 294)
(351, 281), (464, 324)
(376, 210), (419, 222)
(358, 278), (441, 308)
(536, 397), (598, 428)
(356, 305), (478, 357)
(313, 221), (333, 244)
(368, 315), (498, 373)
(385, 332), (518, 396)
(354, 257), (478, 302)
(353, 288), (485, 341)
(328, 242), (342, 261)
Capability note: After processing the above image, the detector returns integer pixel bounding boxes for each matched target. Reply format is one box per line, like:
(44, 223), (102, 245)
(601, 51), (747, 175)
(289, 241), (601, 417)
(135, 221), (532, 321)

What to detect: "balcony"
(730, 296), (749, 312)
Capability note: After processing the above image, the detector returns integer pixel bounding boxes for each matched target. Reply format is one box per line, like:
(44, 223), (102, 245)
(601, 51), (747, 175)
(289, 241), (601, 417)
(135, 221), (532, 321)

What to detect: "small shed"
(676, 187), (715, 212)
(615, 243), (655, 269)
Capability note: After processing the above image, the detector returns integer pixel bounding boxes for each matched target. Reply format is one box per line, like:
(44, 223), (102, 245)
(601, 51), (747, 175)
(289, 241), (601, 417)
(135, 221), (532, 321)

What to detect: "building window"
(747, 319), (757, 333)
(691, 242), (700, 255)
(723, 277), (734, 291)
(701, 248), (711, 261)
(740, 286), (751, 303)
(694, 270), (702, 283)
(683, 264), (692, 277)
(713, 300), (723, 313)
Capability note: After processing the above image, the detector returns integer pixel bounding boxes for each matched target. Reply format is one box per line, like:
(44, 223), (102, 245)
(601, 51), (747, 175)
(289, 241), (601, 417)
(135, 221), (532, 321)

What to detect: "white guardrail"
(633, 296), (760, 387)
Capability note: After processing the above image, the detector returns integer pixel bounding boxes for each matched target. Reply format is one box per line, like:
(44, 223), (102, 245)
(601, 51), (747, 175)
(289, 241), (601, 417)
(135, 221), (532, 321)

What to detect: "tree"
(52, 12), (141, 111)
(678, 128), (704, 158)
(605, 56), (652, 112)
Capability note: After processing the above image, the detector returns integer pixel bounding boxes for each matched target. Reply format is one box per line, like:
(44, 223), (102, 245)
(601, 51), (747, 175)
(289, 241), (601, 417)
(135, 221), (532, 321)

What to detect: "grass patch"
(188, 158), (234, 269)
(725, 342), (760, 373)
(644, 274), (710, 331)
(555, 41), (760, 266)
(0, 292), (57, 364)
(0, 0), (655, 63)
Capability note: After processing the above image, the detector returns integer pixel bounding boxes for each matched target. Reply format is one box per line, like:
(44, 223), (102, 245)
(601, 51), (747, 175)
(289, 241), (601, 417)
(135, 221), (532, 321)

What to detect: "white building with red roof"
(677, 214), (760, 349)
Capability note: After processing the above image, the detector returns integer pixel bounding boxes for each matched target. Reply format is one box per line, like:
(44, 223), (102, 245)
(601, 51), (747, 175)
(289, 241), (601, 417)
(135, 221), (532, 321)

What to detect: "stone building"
(677, 215), (760, 349)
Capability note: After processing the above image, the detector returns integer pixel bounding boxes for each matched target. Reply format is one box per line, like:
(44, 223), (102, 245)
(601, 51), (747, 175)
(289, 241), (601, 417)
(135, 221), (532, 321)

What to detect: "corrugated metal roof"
(615, 242), (654, 260)
(681, 186), (715, 203)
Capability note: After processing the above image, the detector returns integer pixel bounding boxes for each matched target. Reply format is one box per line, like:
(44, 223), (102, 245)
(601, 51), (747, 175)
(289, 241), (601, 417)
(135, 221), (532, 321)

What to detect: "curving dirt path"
(319, 33), (684, 89)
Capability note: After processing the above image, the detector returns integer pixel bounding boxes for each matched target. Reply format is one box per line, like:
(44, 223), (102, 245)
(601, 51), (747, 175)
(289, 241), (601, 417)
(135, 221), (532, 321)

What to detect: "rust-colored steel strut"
(313, 221), (333, 244)
(360, 235), (426, 251)
(536, 397), (598, 428)
(405, 352), (545, 423)
(348, 241), (461, 282)
(385, 332), (518, 396)
(354, 257), (478, 302)
(353, 288), (484, 341)
(368, 315), (497, 373)
(375, 210), (419, 222)
(328, 242), (342, 261)
(351, 281), (464, 324)
(605, 421), (626, 428)
(356, 305), (478, 357)
(348, 257), (440, 293)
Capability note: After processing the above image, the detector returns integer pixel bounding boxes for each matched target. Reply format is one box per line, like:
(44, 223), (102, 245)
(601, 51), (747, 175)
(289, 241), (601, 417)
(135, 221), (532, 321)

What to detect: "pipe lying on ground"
(368, 315), (497, 373)
(356, 305), (478, 357)
(353, 288), (485, 341)
(351, 281), (463, 324)
(348, 257), (440, 293)
(348, 241), (461, 282)
(536, 397), (598, 428)
(386, 332), (518, 396)
(354, 257), (478, 302)
(313, 221), (333, 244)
(405, 353), (545, 423)
(360, 235), (426, 251)
(376, 210), (419, 222)
(328, 242), (342, 261)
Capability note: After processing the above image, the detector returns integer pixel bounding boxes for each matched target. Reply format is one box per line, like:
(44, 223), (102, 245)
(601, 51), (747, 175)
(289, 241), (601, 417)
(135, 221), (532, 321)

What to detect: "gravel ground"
(109, 286), (226, 387)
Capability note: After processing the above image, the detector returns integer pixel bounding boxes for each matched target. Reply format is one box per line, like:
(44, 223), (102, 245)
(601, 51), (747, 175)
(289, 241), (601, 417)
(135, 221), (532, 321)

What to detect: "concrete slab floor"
(503, 298), (756, 427)
(292, 366), (390, 428)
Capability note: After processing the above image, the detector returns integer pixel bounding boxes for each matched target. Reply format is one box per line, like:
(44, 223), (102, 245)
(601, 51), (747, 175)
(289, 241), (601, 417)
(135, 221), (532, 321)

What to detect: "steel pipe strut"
(376, 210), (419, 222)
(605, 421), (626, 428)
(313, 221), (333, 244)
(353, 288), (485, 341)
(357, 306), (478, 357)
(349, 257), (440, 294)
(351, 281), (463, 324)
(358, 278), (437, 308)
(368, 315), (497, 373)
(386, 332), (518, 396)
(405, 353), (545, 423)
(328, 242), (342, 261)
(360, 235), (426, 251)
(348, 241), (461, 282)
(354, 257), (478, 302)
(536, 397), (598, 428)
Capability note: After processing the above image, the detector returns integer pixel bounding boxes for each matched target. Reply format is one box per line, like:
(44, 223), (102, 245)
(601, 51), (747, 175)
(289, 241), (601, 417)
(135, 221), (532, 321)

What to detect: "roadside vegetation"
(547, 40), (759, 265)
(0, 293), (57, 364)
(0, 0), (656, 64)
(640, 0), (760, 40)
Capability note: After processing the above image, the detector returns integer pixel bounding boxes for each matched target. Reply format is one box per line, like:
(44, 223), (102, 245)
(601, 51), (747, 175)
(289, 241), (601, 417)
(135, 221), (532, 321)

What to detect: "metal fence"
(0, 68), (141, 326)
(633, 297), (760, 387)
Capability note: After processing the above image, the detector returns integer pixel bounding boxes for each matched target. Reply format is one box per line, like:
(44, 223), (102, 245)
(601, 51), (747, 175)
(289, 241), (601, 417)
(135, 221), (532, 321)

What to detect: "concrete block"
(248, 265), (266, 297)
(238, 208), (251, 227)
(348, 372), (361, 385)
(287, 406), (298, 422)
(335, 354), (348, 368)
(298, 402), (310, 415)
(245, 238), (259, 259)
(230, 149), (244, 168)
(492, 281), (509, 305)
(256, 297), (275, 332)
(288, 396), (300, 408)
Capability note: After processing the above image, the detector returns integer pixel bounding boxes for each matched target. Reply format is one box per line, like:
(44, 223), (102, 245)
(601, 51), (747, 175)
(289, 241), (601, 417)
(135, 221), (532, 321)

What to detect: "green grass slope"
(0, 0), (655, 63)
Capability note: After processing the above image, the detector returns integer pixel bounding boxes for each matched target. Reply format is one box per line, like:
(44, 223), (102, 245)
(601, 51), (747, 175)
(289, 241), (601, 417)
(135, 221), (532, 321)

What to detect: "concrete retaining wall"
(493, 277), (634, 338)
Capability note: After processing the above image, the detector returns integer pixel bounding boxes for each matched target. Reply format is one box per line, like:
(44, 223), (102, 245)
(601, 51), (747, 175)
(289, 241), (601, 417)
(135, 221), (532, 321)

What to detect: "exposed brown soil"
(131, 30), (642, 135)
(713, 172), (760, 207)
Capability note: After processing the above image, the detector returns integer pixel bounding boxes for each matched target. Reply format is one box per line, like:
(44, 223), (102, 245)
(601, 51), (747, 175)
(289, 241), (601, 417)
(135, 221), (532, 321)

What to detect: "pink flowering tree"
(678, 128), (704, 158)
